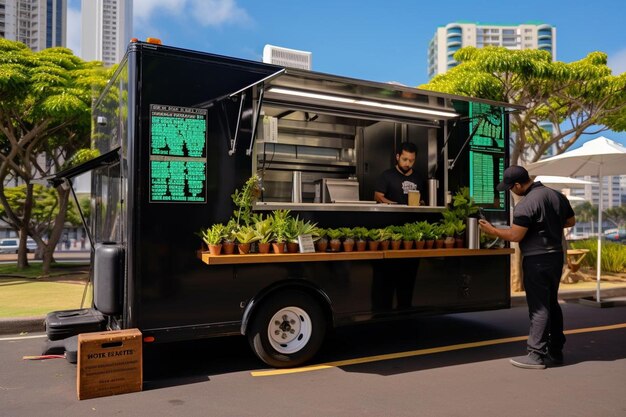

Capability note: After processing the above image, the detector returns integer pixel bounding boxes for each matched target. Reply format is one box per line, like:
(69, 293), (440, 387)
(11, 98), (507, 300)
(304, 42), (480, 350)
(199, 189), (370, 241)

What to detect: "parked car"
(604, 229), (626, 243)
(0, 238), (37, 254)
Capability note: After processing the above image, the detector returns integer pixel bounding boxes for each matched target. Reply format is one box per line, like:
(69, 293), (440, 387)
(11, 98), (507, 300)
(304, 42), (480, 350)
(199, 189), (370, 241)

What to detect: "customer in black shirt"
(479, 165), (576, 369)
(374, 142), (422, 205)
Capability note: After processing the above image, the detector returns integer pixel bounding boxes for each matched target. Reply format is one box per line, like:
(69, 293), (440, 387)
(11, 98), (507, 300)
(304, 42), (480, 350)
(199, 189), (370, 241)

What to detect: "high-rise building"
(80, 0), (132, 66)
(0, 0), (66, 51)
(428, 21), (556, 78)
(263, 44), (312, 70)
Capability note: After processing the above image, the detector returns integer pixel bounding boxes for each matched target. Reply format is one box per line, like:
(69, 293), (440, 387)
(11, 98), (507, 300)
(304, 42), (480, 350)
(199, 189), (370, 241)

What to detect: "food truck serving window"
(149, 104), (208, 203)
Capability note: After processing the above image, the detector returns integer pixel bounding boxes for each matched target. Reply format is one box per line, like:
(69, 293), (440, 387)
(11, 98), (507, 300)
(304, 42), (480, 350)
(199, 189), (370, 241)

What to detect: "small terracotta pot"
(343, 241), (355, 252)
(272, 242), (286, 254)
(455, 238), (464, 248)
(356, 241), (367, 251)
(391, 240), (402, 250)
(316, 240), (328, 252)
(380, 240), (390, 251)
(258, 242), (271, 254)
(222, 241), (235, 255)
(444, 240), (455, 249)
(402, 240), (414, 250)
(329, 239), (341, 252)
(287, 242), (299, 253)
(414, 240), (425, 249)
(237, 243), (251, 254)
(424, 240), (434, 249)
(368, 241), (380, 251)
(208, 244), (222, 256)
(434, 239), (445, 249)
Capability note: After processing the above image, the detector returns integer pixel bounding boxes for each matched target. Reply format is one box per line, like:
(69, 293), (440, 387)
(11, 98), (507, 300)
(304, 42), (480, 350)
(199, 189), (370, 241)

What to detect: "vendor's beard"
(397, 165), (411, 174)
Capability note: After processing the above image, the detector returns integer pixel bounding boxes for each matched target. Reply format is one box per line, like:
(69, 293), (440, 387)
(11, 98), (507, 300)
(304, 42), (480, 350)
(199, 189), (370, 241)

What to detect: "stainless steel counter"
(254, 202), (446, 213)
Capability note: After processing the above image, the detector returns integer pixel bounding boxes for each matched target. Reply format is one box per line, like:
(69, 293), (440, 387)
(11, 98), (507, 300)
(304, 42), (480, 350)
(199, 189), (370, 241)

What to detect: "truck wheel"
(248, 291), (326, 368)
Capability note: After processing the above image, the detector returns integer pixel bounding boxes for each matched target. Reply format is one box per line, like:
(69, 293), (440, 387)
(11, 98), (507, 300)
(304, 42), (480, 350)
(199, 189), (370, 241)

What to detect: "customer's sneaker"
(545, 350), (564, 365)
(509, 352), (546, 369)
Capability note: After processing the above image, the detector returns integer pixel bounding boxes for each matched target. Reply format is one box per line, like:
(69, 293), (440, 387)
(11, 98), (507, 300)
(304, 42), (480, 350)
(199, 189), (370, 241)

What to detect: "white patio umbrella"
(526, 136), (626, 303)
(533, 175), (596, 188)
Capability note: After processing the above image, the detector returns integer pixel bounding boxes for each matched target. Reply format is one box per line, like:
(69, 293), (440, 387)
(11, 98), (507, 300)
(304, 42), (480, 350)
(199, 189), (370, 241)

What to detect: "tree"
(0, 39), (111, 273)
(421, 47), (626, 166)
(575, 201), (598, 235)
(603, 206), (626, 228)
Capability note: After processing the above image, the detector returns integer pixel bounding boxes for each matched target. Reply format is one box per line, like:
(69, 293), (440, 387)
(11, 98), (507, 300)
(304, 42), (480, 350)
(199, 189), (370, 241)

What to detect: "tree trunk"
(16, 184), (35, 270)
(41, 186), (71, 276)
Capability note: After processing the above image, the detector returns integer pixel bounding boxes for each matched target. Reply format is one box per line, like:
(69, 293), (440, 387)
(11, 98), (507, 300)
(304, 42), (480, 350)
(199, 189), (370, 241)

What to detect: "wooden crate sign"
(77, 329), (143, 400)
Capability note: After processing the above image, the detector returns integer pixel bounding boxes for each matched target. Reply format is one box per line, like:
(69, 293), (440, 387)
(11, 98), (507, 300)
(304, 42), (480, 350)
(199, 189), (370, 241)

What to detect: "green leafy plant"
(234, 225), (260, 244)
(270, 209), (291, 243)
(224, 218), (239, 243)
(367, 228), (383, 242)
(231, 175), (261, 227)
(253, 216), (274, 244)
(352, 227), (369, 241)
(326, 228), (344, 241)
(201, 223), (226, 245)
(340, 227), (355, 242)
(451, 187), (479, 219)
(416, 221), (434, 240)
(380, 227), (394, 241)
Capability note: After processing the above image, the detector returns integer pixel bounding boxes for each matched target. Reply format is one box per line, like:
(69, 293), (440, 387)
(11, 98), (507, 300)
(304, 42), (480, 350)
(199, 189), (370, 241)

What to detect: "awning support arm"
(448, 117), (484, 171)
(247, 85), (265, 156)
(228, 91), (246, 156)
(66, 178), (95, 253)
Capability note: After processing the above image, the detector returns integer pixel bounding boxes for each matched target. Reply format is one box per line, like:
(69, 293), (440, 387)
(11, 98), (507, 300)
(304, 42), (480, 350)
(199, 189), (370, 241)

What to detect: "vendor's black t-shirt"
(375, 168), (422, 204)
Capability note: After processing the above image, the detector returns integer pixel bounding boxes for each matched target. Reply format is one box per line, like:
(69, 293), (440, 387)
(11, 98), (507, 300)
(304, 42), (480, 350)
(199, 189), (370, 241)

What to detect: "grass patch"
(0, 278), (91, 317)
(0, 263), (92, 318)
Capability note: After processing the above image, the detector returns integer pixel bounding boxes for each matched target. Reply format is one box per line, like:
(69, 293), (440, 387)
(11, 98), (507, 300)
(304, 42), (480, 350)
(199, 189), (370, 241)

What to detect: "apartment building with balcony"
(0, 0), (66, 51)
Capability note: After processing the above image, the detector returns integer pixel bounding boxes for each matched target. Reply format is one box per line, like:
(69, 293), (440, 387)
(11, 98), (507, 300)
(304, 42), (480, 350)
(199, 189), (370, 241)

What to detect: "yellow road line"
(251, 322), (626, 377)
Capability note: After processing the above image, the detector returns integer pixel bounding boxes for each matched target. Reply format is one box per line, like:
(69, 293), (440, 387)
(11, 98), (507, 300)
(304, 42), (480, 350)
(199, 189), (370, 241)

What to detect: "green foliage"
(200, 223), (226, 245)
(326, 228), (344, 241)
(367, 228), (383, 241)
(570, 240), (626, 273)
(270, 209), (291, 243)
(421, 46), (626, 165)
(233, 225), (259, 244)
(231, 175), (261, 227)
(253, 216), (273, 244)
(339, 227), (355, 241)
(352, 227), (369, 241)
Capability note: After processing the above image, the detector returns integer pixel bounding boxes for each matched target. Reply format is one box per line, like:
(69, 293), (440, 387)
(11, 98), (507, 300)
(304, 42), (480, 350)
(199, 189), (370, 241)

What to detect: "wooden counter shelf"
(198, 248), (514, 266)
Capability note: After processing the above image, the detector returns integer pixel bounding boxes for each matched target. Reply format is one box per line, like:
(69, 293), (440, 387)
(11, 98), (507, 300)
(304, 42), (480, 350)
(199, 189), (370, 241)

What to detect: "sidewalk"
(2, 282), (625, 336)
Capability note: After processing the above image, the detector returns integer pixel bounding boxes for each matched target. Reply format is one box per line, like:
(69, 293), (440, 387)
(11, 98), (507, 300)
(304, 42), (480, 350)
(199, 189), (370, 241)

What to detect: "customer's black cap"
(496, 165), (530, 191)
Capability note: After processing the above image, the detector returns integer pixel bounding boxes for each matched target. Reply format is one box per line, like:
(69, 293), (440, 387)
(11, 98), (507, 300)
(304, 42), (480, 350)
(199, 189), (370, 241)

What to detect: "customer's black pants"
(522, 252), (566, 355)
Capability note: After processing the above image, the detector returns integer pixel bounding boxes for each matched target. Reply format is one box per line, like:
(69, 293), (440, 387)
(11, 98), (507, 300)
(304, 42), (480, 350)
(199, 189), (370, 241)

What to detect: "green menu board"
(468, 103), (506, 210)
(149, 105), (207, 203)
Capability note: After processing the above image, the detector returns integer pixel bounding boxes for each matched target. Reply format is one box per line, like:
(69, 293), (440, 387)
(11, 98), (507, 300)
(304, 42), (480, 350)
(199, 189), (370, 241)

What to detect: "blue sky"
(67, 0), (626, 145)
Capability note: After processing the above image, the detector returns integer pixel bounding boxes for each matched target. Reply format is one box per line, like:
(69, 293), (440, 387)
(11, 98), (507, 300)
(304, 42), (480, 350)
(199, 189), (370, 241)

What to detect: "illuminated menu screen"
(468, 103), (506, 211)
(149, 105), (207, 203)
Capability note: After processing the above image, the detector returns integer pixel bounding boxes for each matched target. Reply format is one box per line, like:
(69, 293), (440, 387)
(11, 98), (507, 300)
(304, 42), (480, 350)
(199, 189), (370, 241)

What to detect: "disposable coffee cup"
(408, 190), (420, 206)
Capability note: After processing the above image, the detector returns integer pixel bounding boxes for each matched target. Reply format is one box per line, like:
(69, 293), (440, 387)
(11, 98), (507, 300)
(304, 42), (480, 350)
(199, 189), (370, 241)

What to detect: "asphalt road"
(1, 302), (625, 417)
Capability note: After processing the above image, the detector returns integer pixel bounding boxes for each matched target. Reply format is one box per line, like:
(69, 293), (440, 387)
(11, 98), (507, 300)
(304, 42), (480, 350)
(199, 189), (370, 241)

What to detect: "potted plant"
(201, 223), (226, 255)
(340, 227), (355, 252)
(284, 215), (300, 253)
(314, 227), (328, 252)
(353, 227), (369, 251)
(367, 228), (382, 251)
(234, 225), (259, 254)
(389, 226), (403, 250)
(253, 216), (273, 254)
(222, 218), (238, 255)
(326, 228), (343, 252)
(270, 209), (290, 254)
(418, 221), (434, 249)
(440, 220), (456, 249)
(401, 224), (415, 250)
(432, 224), (445, 249)
(231, 175), (261, 227)
(379, 227), (393, 250)
(453, 218), (467, 248)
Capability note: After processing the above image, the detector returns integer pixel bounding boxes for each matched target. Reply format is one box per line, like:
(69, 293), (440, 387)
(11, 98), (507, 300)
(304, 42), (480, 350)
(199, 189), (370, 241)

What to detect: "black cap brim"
(496, 181), (513, 192)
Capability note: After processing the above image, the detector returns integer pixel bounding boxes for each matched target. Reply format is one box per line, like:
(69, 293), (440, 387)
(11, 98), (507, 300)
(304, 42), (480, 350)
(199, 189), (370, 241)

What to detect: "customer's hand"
(479, 219), (497, 237)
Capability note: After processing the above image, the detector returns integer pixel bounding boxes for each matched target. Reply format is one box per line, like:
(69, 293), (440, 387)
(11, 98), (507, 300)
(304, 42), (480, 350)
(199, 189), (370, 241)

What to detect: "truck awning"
(34, 146), (121, 187)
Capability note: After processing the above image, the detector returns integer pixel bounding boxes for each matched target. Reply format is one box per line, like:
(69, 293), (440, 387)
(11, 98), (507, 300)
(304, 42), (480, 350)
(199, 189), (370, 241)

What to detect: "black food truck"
(44, 40), (518, 368)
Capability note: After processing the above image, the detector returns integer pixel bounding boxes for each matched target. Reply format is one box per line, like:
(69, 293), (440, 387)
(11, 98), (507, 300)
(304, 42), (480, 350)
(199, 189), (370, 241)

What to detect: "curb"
(1, 288), (625, 336)
(0, 315), (45, 335)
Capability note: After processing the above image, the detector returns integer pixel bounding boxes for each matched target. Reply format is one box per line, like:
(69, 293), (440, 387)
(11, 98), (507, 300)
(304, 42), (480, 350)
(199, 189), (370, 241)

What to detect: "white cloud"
(608, 48), (626, 75)
(189, 0), (251, 27)
(66, 5), (81, 56)
(134, 0), (250, 27)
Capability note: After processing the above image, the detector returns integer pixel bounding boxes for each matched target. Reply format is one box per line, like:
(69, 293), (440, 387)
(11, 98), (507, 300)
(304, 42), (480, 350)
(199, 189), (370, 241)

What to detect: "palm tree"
(575, 201), (598, 235)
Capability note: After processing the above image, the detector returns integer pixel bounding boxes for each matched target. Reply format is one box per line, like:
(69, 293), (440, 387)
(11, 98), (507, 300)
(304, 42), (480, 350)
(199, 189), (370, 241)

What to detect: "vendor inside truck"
(374, 142), (423, 205)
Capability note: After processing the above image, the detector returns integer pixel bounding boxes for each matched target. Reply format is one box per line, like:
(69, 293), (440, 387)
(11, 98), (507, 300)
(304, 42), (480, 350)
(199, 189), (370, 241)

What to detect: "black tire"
(248, 290), (326, 368)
